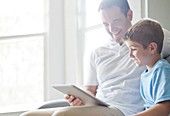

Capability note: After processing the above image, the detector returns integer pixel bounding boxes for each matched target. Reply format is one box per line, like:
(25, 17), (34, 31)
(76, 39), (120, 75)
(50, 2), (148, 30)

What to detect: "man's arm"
(132, 101), (170, 116)
(84, 85), (97, 96)
(64, 85), (97, 106)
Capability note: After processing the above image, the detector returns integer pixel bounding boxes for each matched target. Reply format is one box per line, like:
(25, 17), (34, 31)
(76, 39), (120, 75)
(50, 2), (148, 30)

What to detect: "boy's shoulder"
(154, 59), (170, 71)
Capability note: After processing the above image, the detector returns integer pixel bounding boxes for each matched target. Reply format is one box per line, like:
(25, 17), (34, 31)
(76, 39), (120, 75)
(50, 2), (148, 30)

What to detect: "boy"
(123, 19), (170, 116)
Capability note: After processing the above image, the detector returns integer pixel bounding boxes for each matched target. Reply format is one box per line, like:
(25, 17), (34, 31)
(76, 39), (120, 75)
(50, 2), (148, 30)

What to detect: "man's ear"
(149, 42), (158, 54)
(127, 9), (133, 21)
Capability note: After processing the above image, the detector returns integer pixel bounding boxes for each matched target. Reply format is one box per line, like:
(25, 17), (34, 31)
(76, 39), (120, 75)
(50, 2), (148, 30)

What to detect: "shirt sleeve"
(83, 50), (98, 86)
(152, 66), (170, 104)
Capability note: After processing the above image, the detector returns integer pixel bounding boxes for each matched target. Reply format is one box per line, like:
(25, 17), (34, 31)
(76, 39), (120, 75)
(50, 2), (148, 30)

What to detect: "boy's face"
(100, 6), (132, 45)
(125, 40), (151, 67)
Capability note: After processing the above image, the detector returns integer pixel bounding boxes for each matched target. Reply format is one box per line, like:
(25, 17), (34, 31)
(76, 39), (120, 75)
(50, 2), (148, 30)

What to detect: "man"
(20, 0), (170, 116)
(64, 0), (145, 115)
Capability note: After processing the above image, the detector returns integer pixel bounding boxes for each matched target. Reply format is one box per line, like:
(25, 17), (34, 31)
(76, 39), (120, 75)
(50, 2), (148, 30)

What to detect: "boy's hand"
(64, 94), (84, 106)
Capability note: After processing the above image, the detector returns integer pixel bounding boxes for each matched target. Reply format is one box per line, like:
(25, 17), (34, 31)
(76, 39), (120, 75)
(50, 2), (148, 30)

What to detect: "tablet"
(52, 84), (109, 107)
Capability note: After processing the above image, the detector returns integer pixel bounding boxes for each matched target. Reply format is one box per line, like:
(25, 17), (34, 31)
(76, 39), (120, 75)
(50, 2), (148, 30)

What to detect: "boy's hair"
(124, 19), (164, 54)
(98, 0), (130, 16)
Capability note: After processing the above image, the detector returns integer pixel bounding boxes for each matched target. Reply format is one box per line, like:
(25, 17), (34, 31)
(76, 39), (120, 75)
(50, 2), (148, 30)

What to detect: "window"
(84, 0), (110, 58)
(0, 0), (45, 113)
(0, 0), (142, 113)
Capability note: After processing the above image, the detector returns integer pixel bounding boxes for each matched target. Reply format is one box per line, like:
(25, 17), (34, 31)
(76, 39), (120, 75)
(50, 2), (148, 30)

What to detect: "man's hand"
(64, 86), (97, 106)
(64, 94), (84, 106)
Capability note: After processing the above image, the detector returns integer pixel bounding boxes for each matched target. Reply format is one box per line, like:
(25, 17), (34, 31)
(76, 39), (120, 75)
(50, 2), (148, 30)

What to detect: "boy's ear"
(149, 42), (158, 54)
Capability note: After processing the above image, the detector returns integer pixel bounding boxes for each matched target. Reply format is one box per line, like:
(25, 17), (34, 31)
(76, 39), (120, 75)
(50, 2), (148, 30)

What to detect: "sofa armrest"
(38, 99), (70, 109)
(165, 55), (170, 63)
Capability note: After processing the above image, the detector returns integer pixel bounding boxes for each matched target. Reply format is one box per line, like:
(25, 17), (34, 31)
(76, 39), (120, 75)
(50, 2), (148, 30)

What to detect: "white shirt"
(84, 41), (145, 115)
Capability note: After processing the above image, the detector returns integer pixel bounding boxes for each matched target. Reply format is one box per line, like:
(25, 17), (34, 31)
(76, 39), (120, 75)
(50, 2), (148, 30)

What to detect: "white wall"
(140, 0), (170, 31)
(44, 0), (66, 101)
(147, 0), (170, 31)
(128, 0), (142, 24)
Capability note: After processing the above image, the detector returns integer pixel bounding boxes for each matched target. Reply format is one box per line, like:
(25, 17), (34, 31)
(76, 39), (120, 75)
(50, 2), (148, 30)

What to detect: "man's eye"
(112, 19), (120, 24)
(114, 20), (119, 23)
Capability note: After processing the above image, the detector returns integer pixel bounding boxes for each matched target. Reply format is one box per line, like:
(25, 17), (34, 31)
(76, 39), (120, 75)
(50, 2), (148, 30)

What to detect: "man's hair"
(124, 19), (164, 54)
(98, 0), (130, 16)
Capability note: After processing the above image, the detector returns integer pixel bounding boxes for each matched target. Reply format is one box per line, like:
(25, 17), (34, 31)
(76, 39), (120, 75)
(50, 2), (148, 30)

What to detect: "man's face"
(100, 6), (132, 44)
(125, 40), (151, 67)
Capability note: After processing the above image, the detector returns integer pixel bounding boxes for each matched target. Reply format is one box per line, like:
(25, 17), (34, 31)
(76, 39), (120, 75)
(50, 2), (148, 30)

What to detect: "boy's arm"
(132, 100), (170, 116)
